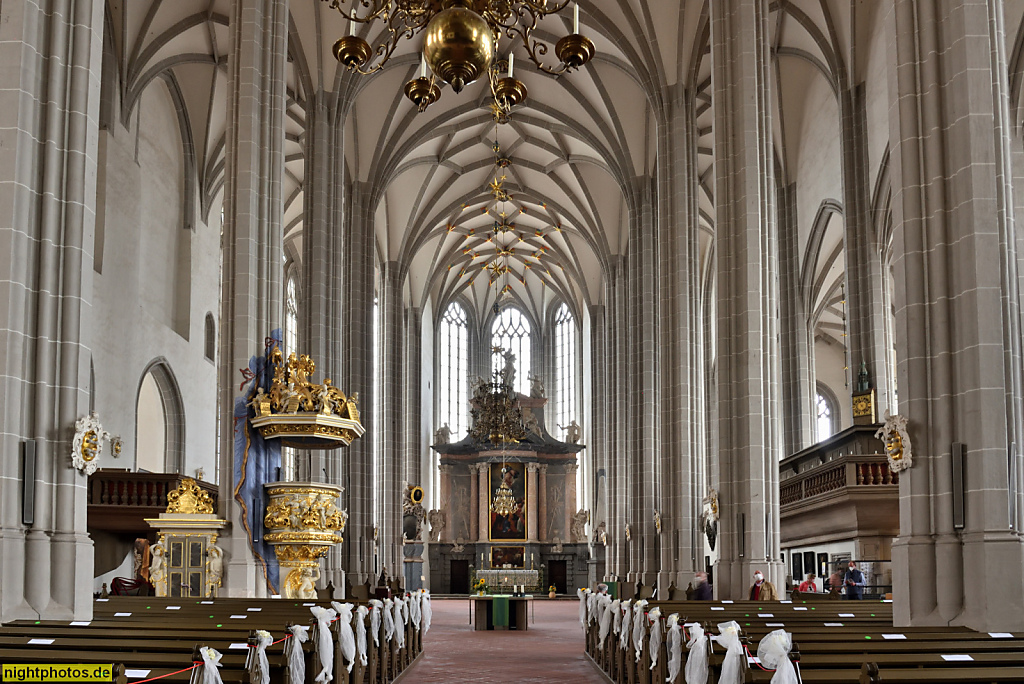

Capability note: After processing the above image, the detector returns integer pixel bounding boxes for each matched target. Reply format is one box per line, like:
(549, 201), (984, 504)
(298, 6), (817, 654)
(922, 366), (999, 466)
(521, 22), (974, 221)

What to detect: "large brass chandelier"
(325, 0), (596, 112)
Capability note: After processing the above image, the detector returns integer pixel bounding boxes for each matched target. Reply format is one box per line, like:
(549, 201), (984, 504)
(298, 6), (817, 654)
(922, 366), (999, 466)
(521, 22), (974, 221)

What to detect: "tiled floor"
(405, 598), (607, 682)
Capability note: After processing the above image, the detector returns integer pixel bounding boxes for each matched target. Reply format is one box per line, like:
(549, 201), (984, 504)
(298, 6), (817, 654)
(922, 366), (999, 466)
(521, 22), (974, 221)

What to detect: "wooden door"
(550, 559), (567, 593)
(450, 559), (469, 594)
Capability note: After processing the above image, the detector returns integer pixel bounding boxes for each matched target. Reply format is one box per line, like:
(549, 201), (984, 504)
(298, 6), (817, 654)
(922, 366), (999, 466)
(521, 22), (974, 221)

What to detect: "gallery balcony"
(780, 425), (898, 549)
(87, 469), (218, 534)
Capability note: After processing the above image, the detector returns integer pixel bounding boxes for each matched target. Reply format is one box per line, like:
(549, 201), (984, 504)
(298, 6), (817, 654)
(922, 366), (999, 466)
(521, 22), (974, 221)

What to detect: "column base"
(0, 529), (34, 623)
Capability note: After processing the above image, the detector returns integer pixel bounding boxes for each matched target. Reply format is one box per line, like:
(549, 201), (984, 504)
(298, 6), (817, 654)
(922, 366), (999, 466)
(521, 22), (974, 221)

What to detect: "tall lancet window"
(554, 303), (577, 431)
(285, 276), (298, 354)
(816, 391), (835, 443)
(491, 307), (531, 396)
(438, 302), (469, 440)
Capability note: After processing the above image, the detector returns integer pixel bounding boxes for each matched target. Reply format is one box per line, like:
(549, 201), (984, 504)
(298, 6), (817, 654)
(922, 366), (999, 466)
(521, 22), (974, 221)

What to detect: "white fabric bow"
(310, 605), (337, 682)
(577, 588), (590, 629)
(369, 600), (383, 647)
(598, 595), (615, 643)
(633, 599), (648, 661)
(611, 599), (622, 635)
(620, 600), (633, 651)
(684, 622), (708, 684)
(712, 621), (744, 684)
(587, 591), (600, 625)
(648, 607), (663, 671)
(287, 625), (309, 684)
(757, 629), (798, 684)
(409, 592), (422, 630)
(253, 630), (273, 684)
(392, 598), (406, 649)
(383, 598), (395, 642)
(355, 605), (369, 667)
(421, 590), (433, 634)
(665, 615), (683, 683)
(331, 602), (357, 673)
(200, 647), (224, 684)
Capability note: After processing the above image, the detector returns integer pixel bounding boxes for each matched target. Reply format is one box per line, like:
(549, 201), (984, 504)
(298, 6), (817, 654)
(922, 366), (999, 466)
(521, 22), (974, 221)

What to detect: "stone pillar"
(339, 182), (375, 586)
(538, 465), (548, 542)
(0, 0), (104, 622)
(478, 464), (489, 543)
(887, 0), (1024, 631)
(565, 463), (579, 541)
(526, 463), (539, 542)
(438, 465), (453, 542)
(710, 0), (783, 598)
(608, 257), (628, 579)
(217, 0), (289, 598)
(469, 464), (479, 542)
(379, 261), (407, 577)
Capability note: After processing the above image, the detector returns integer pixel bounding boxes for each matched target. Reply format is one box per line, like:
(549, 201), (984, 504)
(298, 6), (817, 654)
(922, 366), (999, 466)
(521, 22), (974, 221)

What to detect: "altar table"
(469, 595), (534, 631)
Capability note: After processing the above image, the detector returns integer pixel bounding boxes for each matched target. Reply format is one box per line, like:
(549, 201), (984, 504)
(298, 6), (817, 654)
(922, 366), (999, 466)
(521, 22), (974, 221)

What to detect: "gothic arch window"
(816, 384), (839, 443)
(491, 307), (531, 395)
(437, 301), (469, 440)
(135, 359), (185, 474)
(285, 276), (298, 354)
(554, 303), (577, 432)
(204, 313), (216, 362)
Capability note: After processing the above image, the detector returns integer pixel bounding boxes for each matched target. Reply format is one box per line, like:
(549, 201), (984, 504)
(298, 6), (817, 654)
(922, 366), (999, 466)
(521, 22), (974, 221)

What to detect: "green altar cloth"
(492, 595), (510, 627)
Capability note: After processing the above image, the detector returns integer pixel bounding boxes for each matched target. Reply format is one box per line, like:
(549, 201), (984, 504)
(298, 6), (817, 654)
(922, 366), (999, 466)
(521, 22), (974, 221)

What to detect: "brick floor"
(406, 598), (607, 682)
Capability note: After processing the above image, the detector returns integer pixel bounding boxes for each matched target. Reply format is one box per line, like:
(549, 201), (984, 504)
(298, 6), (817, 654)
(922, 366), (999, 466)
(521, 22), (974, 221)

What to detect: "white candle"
(348, 19), (355, 36)
(573, 4), (579, 33)
(420, 54), (426, 79)
(508, 53), (514, 79)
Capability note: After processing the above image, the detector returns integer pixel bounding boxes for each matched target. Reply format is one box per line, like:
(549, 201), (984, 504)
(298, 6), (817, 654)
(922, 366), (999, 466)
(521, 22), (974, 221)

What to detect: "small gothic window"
(204, 313), (216, 362)
(285, 277), (298, 354)
(816, 392), (834, 442)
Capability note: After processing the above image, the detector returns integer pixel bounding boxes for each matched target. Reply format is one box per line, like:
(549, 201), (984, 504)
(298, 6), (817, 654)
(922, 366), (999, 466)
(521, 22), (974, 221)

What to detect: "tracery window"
(816, 392), (834, 443)
(491, 307), (531, 396)
(554, 303), (577, 431)
(285, 276), (298, 354)
(437, 302), (469, 440)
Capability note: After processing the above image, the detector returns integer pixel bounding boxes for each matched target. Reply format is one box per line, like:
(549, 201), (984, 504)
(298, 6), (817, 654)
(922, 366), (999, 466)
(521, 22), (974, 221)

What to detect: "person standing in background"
(844, 561), (866, 600)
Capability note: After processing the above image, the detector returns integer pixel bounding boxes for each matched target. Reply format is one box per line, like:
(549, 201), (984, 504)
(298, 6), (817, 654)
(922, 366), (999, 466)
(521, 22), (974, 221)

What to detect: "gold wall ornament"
(71, 411), (122, 475)
(875, 410), (913, 473)
(166, 477), (215, 515)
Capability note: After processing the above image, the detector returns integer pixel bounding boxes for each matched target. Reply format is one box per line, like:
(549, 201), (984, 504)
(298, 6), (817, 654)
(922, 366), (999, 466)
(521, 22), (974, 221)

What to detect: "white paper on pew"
(793, 607), (808, 611)
(942, 654), (973, 661)
(166, 606), (180, 610)
(747, 656), (760, 664)
(882, 599), (893, 603)
(96, 599), (109, 602)
(766, 623), (785, 627)
(780, 600), (792, 604)
(247, 607), (262, 612)
(201, 601), (214, 605)
(125, 670), (151, 679)
(115, 612), (132, 617)
(711, 607), (725, 611)
(230, 614), (248, 619)
(824, 623), (844, 627)
(720, 600), (734, 604)
(69, 621), (90, 626)
(758, 614), (773, 617)
(990, 632), (1014, 638)
(302, 603), (315, 606)
(271, 595), (282, 599)
(882, 634), (906, 639)
(839, 613), (854, 617)
(229, 643), (249, 650)
(28, 638), (54, 644)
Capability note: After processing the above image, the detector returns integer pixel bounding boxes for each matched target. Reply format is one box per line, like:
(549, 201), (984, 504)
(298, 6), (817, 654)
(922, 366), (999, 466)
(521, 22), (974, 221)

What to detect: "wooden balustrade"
(88, 469), (218, 533)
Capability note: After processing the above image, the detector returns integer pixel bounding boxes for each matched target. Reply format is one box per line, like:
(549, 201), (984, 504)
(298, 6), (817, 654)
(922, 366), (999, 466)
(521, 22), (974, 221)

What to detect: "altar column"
(538, 465), (548, 541)
(565, 463), (579, 540)
(527, 463), (539, 542)
(469, 464), (479, 541)
(438, 465), (453, 542)
(478, 465), (489, 542)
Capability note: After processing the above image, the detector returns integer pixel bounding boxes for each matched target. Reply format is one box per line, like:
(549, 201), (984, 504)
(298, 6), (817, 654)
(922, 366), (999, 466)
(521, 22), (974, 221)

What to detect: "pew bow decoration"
(369, 599), (383, 646)
(310, 606), (337, 682)
(665, 614), (683, 683)
(392, 597), (406, 649)
(648, 607), (663, 671)
(409, 592), (422, 630)
(610, 599), (622, 635)
(684, 622), (708, 684)
(632, 599), (648, 661)
(757, 629), (799, 684)
(355, 605), (369, 666)
(620, 600), (633, 651)
(713, 621), (744, 684)
(382, 598), (396, 642)
(330, 602), (357, 673)
(420, 590), (433, 634)
(253, 630), (273, 684)
(287, 625), (309, 684)
(598, 595), (615, 642)
(577, 588), (590, 629)
(199, 646), (225, 684)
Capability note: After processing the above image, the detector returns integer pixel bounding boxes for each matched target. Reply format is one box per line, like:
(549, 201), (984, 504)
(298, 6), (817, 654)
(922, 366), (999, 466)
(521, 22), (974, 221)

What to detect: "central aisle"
(404, 598), (606, 682)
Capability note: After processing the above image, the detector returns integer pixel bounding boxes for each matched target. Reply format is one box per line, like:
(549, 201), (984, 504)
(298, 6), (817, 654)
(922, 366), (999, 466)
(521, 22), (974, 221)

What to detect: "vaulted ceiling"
(100, 0), (1024, 355)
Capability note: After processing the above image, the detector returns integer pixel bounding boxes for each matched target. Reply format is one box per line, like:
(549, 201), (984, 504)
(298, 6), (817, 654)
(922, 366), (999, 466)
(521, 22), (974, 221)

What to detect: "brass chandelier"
(325, 0), (596, 112)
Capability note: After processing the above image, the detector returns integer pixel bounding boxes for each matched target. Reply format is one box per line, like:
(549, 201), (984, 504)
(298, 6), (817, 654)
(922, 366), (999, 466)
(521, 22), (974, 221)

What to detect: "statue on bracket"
(206, 543), (223, 598)
(551, 536), (563, 553)
(427, 509), (446, 542)
(570, 508), (589, 542)
(875, 410), (913, 472)
(434, 423), (451, 445)
(653, 509), (662, 535)
(528, 372), (546, 398)
(558, 419), (582, 444)
(701, 488), (719, 552)
(592, 521), (607, 546)
(451, 537), (466, 553)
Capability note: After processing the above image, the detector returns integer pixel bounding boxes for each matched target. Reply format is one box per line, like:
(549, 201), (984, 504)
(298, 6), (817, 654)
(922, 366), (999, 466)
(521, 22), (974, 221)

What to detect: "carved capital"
(438, 464), (454, 475)
(539, 464), (548, 474)
(565, 463), (579, 475)
(526, 462), (540, 473)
